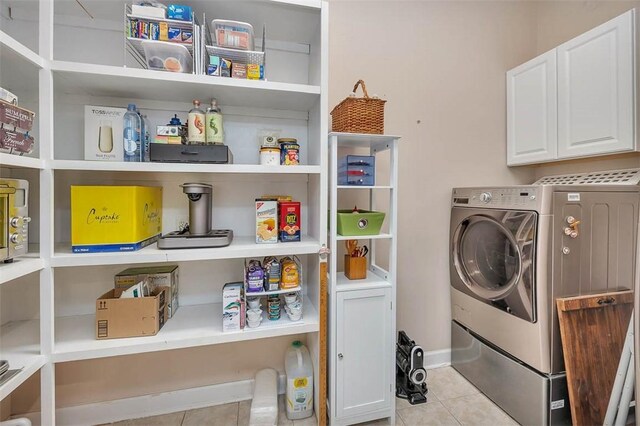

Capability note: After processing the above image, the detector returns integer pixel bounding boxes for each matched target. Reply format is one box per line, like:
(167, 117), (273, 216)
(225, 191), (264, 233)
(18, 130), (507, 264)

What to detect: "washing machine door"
(451, 208), (537, 322)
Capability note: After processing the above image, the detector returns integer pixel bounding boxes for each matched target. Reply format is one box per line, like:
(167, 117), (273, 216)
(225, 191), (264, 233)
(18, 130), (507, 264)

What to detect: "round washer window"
(458, 217), (521, 297)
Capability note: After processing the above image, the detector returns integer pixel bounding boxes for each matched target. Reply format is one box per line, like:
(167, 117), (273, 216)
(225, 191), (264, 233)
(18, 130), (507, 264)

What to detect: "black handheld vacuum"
(396, 330), (428, 405)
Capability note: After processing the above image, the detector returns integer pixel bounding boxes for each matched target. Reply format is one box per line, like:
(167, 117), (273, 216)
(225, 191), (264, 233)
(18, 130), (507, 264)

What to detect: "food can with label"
(279, 138), (300, 165)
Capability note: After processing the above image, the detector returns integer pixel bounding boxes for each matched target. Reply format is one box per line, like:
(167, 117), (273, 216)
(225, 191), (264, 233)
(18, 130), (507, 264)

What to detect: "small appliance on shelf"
(158, 183), (233, 249)
(0, 178), (31, 263)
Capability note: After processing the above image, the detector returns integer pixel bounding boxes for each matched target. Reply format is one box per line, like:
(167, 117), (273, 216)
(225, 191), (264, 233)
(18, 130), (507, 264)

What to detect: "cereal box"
(279, 201), (301, 242)
(256, 199), (278, 243)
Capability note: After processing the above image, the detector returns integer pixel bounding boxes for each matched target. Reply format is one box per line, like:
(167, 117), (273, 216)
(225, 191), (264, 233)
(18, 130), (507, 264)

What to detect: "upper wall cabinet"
(507, 50), (557, 165)
(507, 9), (636, 166)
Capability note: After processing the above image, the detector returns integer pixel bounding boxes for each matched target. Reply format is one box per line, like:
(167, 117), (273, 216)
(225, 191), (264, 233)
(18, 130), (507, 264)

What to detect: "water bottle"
(284, 341), (314, 420)
(123, 104), (141, 162)
(141, 113), (150, 162)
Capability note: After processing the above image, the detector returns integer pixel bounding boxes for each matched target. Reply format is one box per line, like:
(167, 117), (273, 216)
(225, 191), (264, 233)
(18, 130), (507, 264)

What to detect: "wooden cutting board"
(556, 290), (634, 426)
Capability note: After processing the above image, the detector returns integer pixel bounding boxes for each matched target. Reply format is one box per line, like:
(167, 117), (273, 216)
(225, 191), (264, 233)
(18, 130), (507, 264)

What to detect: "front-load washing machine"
(449, 169), (640, 426)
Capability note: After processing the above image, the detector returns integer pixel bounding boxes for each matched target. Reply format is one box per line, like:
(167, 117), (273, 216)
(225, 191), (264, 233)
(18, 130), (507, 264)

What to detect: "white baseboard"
(22, 375), (286, 426)
(424, 348), (452, 369)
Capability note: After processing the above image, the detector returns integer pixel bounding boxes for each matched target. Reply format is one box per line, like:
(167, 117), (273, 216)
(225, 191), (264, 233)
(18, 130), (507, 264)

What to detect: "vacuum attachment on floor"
(396, 330), (428, 405)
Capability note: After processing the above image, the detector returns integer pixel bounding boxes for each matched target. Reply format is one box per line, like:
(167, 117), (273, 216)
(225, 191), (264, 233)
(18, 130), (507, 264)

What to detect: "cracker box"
(279, 201), (301, 242)
(71, 185), (162, 253)
(222, 282), (245, 332)
(256, 199), (278, 244)
(95, 286), (169, 339)
(115, 265), (179, 318)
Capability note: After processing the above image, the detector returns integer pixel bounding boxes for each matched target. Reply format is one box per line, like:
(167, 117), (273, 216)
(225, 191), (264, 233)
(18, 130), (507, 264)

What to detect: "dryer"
(449, 169), (640, 426)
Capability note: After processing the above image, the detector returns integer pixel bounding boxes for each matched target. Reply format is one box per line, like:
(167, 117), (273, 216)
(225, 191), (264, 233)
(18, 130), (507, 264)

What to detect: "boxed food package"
(279, 201), (301, 242)
(232, 63), (247, 79)
(115, 265), (179, 318)
(167, 4), (192, 21)
(71, 185), (162, 253)
(0, 127), (34, 155)
(131, 4), (166, 19)
(95, 286), (169, 339)
(256, 199), (278, 244)
(220, 59), (232, 77)
(223, 282), (245, 332)
(84, 105), (126, 161)
(247, 64), (263, 80)
(0, 99), (35, 132)
(207, 56), (221, 76)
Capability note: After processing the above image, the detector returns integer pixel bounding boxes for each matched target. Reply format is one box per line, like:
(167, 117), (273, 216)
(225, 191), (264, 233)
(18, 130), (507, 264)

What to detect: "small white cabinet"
(557, 10), (635, 158)
(507, 50), (557, 165)
(507, 9), (636, 166)
(336, 287), (392, 419)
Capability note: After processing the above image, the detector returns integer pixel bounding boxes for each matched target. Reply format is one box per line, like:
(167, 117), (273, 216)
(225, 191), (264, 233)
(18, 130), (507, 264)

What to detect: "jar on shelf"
(279, 138), (299, 165)
(260, 147), (280, 165)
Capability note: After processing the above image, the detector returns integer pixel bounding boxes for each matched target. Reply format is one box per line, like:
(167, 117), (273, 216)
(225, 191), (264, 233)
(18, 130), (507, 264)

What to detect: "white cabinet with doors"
(507, 9), (636, 166)
(328, 132), (399, 425)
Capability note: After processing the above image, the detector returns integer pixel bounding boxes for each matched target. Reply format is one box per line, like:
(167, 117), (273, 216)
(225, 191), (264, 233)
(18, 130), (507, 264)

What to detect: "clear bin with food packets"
(211, 19), (255, 50)
(142, 40), (193, 73)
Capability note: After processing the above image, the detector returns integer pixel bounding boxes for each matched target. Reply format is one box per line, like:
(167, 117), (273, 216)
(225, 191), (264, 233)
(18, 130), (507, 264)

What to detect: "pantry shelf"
(51, 160), (321, 175)
(330, 132), (400, 152)
(0, 154), (44, 170)
(337, 185), (393, 190)
(51, 236), (321, 267)
(52, 299), (318, 363)
(335, 233), (393, 241)
(335, 273), (391, 292)
(51, 61), (321, 111)
(0, 30), (45, 69)
(0, 319), (44, 400)
(0, 257), (45, 285)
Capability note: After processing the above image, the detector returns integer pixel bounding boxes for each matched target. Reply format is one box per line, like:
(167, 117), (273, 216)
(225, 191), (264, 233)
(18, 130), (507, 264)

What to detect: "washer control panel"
(452, 187), (539, 208)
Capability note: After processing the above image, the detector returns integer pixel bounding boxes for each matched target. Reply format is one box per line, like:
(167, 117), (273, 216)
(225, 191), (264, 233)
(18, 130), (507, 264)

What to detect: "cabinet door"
(507, 50), (558, 165)
(557, 10), (635, 159)
(336, 288), (392, 419)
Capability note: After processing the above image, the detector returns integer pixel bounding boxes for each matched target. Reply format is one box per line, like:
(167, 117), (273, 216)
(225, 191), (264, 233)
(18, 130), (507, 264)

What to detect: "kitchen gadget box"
(71, 186), (162, 253)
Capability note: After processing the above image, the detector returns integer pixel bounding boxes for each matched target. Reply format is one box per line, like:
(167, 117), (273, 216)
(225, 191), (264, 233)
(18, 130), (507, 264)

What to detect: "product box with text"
(84, 105), (126, 161)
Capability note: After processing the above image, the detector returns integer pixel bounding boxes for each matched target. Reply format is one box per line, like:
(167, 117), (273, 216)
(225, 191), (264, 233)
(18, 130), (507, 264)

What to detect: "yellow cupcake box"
(71, 185), (162, 253)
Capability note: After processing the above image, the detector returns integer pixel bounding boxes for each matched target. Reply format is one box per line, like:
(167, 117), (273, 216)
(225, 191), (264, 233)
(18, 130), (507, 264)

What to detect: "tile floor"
(107, 367), (519, 426)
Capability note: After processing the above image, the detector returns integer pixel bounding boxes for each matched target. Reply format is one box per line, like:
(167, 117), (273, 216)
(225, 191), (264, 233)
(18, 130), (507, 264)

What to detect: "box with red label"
(279, 201), (301, 242)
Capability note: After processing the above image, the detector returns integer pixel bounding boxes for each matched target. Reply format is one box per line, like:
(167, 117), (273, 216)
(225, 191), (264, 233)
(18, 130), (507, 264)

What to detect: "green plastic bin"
(336, 210), (386, 236)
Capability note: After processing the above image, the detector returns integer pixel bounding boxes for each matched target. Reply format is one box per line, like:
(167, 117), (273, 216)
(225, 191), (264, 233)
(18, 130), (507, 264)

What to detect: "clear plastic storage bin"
(141, 40), (193, 73)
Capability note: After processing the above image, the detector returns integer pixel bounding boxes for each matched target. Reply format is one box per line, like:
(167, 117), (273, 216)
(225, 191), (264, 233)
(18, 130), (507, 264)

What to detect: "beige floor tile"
(426, 367), (478, 401)
(182, 402), (239, 426)
(441, 393), (518, 426)
(238, 400), (251, 426)
(397, 401), (460, 426)
(111, 411), (185, 426)
(292, 414), (317, 425)
(278, 395), (294, 426)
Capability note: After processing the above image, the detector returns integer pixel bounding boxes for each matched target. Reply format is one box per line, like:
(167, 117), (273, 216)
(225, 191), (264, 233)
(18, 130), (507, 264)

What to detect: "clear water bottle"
(123, 104), (141, 162)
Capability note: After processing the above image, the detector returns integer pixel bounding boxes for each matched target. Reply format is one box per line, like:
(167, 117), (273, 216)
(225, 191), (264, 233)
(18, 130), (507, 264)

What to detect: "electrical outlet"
(176, 216), (189, 232)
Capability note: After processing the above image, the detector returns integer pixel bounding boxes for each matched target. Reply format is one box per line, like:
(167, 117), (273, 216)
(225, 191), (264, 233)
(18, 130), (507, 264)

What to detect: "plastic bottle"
(141, 113), (151, 161)
(123, 104), (142, 162)
(285, 341), (314, 420)
(188, 99), (206, 144)
(205, 98), (224, 144)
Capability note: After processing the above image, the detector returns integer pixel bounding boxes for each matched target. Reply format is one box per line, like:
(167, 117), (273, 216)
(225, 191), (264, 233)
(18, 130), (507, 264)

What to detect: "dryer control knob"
(480, 192), (492, 203)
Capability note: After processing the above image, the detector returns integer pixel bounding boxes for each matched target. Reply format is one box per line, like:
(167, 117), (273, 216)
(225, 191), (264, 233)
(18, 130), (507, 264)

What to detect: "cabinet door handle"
(338, 353), (343, 360)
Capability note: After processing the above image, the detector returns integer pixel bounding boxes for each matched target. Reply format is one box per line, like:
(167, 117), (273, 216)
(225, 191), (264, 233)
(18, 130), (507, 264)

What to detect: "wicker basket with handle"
(331, 80), (386, 134)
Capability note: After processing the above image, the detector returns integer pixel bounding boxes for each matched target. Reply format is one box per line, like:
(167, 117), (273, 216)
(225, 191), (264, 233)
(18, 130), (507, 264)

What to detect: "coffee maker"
(158, 183), (233, 249)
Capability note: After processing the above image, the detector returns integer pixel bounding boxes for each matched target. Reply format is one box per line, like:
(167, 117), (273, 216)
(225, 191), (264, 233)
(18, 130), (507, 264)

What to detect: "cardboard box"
(84, 105), (126, 161)
(223, 282), (245, 332)
(256, 199), (278, 244)
(115, 265), (179, 318)
(71, 185), (162, 253)
(279, 201), (301, 242)
(96, 286), (169, 339)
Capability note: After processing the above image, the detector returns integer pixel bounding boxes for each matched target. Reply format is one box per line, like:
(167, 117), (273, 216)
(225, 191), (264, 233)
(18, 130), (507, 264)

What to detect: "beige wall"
(329, 0), (537, 353)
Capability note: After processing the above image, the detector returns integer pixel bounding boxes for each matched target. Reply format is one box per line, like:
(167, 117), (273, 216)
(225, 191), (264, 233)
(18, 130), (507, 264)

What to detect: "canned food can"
(278, 138), (299, 165)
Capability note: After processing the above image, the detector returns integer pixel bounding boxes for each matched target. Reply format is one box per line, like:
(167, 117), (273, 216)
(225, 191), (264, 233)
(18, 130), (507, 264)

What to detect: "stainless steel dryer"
(449, 169), (640, 426)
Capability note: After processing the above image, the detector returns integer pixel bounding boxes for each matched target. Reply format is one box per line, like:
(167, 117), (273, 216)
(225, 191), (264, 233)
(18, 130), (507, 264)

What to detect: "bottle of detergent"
(285, 340), (314, 420)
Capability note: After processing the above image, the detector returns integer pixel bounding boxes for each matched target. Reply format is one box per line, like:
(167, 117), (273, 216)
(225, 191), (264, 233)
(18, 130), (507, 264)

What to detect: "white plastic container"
(141, 40), (193, 73)
(284, 341), (314, 420)
(211, 19), (255, 50)
(249, 368), (278, 426)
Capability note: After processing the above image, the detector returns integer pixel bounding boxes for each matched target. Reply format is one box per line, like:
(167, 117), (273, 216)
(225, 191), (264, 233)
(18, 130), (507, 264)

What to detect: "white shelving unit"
(328, 132), (399, 425)
(0, 1), (328, 424)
